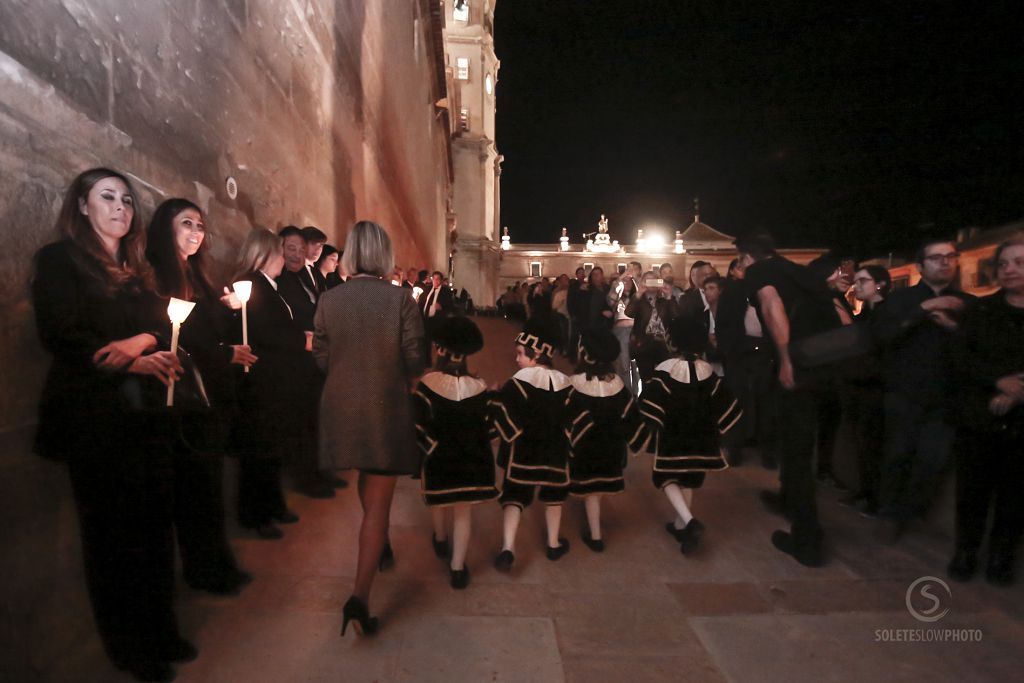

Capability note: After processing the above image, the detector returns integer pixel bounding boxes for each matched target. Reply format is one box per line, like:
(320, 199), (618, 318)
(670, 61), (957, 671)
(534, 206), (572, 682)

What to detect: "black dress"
(32, 240), (182, 664)
(413, 372), (500, 506)
(169, 275), (244, 587)
(232, 271), (309, 526)
(491, 366), (572, 507)
(640, 357), (742, 489)
(565, 375), (645, 495)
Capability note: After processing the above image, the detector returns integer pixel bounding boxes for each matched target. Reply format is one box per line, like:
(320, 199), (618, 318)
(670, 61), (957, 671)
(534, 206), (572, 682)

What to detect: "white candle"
(233, 281), (253, 373)
(166, 297), (197, 406)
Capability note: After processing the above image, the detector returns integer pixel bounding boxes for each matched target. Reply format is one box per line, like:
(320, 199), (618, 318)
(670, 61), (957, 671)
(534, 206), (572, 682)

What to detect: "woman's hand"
(220, 287), (242, 310)
(128, 351), (182, 386)
(93, 333), (157, 370)
(994, 374), (1024, 402)
(989, 393), (1018, 417)
(304, 331), (314, 352)
(230, 344), (258, 368)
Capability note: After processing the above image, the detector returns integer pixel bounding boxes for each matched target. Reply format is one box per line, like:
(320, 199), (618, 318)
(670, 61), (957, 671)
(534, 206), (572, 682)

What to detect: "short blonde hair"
(233, 228), (282, 280)
(341, 220), (394, 277)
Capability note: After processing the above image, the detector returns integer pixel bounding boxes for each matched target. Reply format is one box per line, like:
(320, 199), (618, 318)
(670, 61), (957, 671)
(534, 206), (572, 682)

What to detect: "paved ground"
(51, 317), (1024, 682)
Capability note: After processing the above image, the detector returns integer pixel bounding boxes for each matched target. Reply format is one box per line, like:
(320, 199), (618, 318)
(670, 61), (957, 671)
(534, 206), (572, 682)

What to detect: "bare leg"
(431, 507), (448, 542)
(352, 473), (398, 604)
(545, 505), (563, 547)
(664, 483), (693, 529)
(501, 505), (521, 553)
(683, 487), (694, 508)
(450, 504), (471, 571)
(584, 496), (602, 540)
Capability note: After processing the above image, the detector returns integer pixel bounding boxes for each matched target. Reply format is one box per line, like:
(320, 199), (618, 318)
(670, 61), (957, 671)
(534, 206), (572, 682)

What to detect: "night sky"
(493, 2), (1024, 259)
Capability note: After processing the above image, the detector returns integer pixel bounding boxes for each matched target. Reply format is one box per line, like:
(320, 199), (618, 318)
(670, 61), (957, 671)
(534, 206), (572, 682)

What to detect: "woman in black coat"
(947, 236), (1024, 587)
(146, 198), (254, 594)
(32, 168), (189, 682)
(230, 228), (310, 539)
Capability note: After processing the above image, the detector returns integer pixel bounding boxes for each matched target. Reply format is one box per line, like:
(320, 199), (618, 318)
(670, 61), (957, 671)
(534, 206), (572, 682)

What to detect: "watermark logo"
(905, 576), (951, 623)
(874, 576), (983, 642)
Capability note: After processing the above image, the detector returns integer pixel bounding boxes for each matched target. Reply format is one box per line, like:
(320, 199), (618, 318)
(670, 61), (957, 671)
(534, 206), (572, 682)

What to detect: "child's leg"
(451, 504), (471, 571)
(431, 507), (447, 541)
(501, 505), (521, 552)
(545, 504), (563, 548)
(584, 495), (602, 540)
(683, 487), (694, 509)
(664, 483), (694, 529)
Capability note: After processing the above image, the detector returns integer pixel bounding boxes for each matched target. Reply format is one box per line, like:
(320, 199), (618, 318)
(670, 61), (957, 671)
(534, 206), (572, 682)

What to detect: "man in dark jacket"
(739, 232), (843, 567)
(872, 238), (975, 542)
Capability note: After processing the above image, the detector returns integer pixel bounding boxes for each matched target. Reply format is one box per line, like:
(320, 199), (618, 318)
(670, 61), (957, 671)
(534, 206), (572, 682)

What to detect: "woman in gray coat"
(313, 220), (425, 636)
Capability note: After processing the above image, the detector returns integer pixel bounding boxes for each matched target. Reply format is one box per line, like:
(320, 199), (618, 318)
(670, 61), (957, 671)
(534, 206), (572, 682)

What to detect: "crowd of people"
(30, 167), (1024, 681)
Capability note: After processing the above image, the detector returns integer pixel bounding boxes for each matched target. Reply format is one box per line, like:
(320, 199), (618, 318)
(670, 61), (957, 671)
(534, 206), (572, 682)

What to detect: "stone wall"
(0, 1), (451, 678)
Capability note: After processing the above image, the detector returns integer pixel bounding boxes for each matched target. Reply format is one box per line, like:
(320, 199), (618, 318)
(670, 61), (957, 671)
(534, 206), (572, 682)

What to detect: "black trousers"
(238, 456), (287, 527)
(814, 376), (843, 478)
(67, 442), (178, 662)
(954, 427), (1024, 557)
(724, 344), (779, 462)
(843, 382), (885, 505)
(172, 444), (239, 584)
(777, 370), (827, 545)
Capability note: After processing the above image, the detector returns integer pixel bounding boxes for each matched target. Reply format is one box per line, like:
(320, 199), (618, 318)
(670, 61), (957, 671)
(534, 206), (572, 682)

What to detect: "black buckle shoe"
(450, 566), (471, 589)
(494, 549), (515, 572)
(432, 534), (451, 559)
(679, 518), (705, 555)
(546, 538), (570, 561)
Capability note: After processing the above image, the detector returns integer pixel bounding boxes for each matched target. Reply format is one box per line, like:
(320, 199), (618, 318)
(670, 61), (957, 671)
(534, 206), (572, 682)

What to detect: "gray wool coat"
(313, 277), (426, 474)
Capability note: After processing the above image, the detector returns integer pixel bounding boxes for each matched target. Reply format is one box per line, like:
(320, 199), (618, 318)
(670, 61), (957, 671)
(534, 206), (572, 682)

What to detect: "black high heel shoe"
(378, 543), (395, 571)
(341, 596), (379, 637)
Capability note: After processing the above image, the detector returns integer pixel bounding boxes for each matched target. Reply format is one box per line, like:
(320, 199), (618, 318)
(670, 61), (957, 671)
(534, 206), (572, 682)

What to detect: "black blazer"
(421, 285), (455, 319)
(32, 240), (166, 460)
(275, 267), (318, 331)
(235, 272), (312, 400)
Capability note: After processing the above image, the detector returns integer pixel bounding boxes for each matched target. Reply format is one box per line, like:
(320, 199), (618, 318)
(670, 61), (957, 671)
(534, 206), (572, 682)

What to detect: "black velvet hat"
(667, 313), (709, 355)
(433, 316), (484, 357)
(515, 317), (562, 358)
(578, 328), (620, 365)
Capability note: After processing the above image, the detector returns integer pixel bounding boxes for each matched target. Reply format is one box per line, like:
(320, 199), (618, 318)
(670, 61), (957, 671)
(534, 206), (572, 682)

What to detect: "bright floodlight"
(167, 297), (196, 324)
(232, 280), (253, 303)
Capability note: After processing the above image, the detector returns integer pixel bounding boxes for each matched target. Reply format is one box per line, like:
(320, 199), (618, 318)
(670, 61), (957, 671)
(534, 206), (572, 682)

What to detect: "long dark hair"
(146, 198), (215, 300)
(54, 167), (152, 295)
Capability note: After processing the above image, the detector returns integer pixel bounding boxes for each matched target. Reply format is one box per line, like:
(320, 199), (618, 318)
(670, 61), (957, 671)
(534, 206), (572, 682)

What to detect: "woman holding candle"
(32, 168), (190, 682)
(231, 228), (307, 539)
(145, 198), (255, 595)
(313, 220), (426, 636)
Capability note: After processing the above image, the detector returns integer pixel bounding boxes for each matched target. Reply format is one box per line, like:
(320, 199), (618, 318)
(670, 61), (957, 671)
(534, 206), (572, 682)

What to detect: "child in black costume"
(491, 318), (572, 571)
(640, 314), (742, 554)
(413, 317), (499, 589)
(566, 329), (645, 551)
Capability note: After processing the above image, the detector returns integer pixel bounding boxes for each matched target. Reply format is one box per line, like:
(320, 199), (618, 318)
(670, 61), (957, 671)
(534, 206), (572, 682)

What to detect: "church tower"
(444, 0), (501, 307)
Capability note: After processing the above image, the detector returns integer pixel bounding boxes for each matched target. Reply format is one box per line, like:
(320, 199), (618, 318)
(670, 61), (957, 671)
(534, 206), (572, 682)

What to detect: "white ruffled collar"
(654, 357), (715, 384)
(569, 374), (624, 397)
(513, 366), (571, 392)
(420, 372), (488, 401)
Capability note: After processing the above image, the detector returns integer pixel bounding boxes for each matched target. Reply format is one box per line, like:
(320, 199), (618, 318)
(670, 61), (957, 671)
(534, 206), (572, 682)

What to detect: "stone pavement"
(48, 317), (1024, 683)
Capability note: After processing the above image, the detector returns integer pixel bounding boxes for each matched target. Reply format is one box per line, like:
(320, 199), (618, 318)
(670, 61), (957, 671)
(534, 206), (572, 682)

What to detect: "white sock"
(501, 505), (521, 553)
(545, 505), (563, 548)
(451, 504), (471, 571)
(431, 507), (447, 541)
(584, 496), (602, 540)
(664, 483), (693, 527)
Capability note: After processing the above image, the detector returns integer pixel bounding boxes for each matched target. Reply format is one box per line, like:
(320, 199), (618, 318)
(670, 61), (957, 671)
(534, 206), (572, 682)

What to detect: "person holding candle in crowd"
(145, 198), (255, 596)
(313, 220), (426, 637)
(32, 168), (190, 682)
(413, 316), (498, 589)
(231, 228), (306, 540)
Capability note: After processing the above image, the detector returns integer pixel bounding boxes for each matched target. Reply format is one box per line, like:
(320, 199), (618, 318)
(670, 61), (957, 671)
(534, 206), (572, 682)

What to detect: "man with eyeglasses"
(872, 238), (975, 543)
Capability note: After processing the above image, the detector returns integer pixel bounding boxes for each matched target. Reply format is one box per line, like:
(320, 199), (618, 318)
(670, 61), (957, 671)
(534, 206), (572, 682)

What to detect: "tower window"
(484, 73), (493, 95)
(453, 1), (469, 23)
(459, 108), (470, 132)
(456, 57), (470, 80)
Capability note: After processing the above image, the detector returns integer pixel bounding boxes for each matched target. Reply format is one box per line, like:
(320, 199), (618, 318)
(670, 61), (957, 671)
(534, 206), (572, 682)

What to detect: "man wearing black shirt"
(739, 232), (843, 566)
(872, 239), (974, 542)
